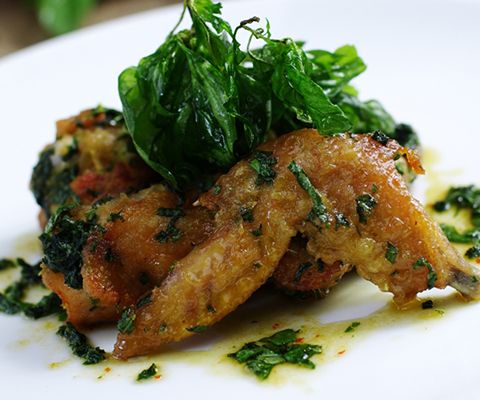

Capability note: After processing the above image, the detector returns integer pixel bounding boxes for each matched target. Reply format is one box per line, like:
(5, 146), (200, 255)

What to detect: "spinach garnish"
(57, 322), (106, 365)
(119, 0), (417, 191)
(0, 258), (63, 319)
(137, 363), (159, 381)
(356, 194), (377, 224)
(288, 161), (328, 224)
(228, 329), (321, 380)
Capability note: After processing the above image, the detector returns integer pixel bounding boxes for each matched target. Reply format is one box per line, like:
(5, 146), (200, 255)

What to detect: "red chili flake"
(337, 349), (346, 356)
(272, 323), (280, 330)
(104, 367), (111, 373)
(155, 375), (162, 380)
(294, 337), (304, 344)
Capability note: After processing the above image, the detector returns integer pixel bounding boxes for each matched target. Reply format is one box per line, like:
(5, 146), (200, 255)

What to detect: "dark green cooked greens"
(119, 0), (418, 190)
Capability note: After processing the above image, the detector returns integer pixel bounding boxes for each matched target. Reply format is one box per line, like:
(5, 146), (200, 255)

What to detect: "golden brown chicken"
(114, 129), (480, 359)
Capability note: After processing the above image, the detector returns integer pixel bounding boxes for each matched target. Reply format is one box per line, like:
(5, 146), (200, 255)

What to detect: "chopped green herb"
(186, 325), (208, 333)
(413, 257), (437, 289)
(213, 184), (222, 195)
(137, 363), (158, 381)
(159, 323), (167, 333)
(107, 212), (125, 222)
(207, 304), (216, 313)
(155, 207), (185, 243)
(250, 151), (277, 186)
(157, 207), (185, 219)
(294, 262), (312, 282)
(395, 162), (406, 176)
(433, 183), (480, 251)
(466, 245), (480, 259)
(240, 206), (254, 222)
(137, 294), (153, 309)
(118, 307), (136, 334)
(422, 300), (434, 309)
(288, 161), (328, 224)
(0, 258), (62, 319)
(440, 224), (480, 244)
(356, 193), (377, 224)
(57, 322), (106, 365)
(334, 212), (350, 229)
(251, 225), (263, 237)
(371, 131), (389, 145)
(344, 321), (361, 333)
(385, 242), (398, 264)
(40, 204), (95, 289)
(228, 329), (321, 380)
(372, 184), (379, 194)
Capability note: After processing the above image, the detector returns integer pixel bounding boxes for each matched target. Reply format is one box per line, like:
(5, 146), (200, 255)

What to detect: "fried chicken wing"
(114, 129), (480, 359)
(42, 184), (215, 326)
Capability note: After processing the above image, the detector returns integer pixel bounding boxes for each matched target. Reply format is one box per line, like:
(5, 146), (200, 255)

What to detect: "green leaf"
(35, 0), (97, 36)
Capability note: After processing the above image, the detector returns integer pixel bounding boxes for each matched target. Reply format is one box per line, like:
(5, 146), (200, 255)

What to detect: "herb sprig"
(228, 329), (321, 380)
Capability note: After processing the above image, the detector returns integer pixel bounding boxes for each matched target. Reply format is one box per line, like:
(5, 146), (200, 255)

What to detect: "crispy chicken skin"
(114, 129), (480, 359)
(42, 184), (215, 326)
(272, 236), (352, 298)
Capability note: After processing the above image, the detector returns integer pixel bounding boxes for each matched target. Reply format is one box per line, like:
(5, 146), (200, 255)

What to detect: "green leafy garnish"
(240, 206), (254, 222)
(288, 161), (328, 224)
(356, 193), (377, 224)
(137, 363), (159, 381)
(385, 242), (398, 264)
(118, 307), (136, 334)
(0, 258), (63, 319)
(57, 322), (106, 365)
(466, 245), (480, 259)
(228, 329), (321, 380)
(118, 0), (417, 190)
(40, 204), (96, 289)
(433, 186), (480, 247)
(344, 321), (361, 333)
(155, 207), (185, 243)
(250, 151), (278, 186)
(413, 257), (437, 289)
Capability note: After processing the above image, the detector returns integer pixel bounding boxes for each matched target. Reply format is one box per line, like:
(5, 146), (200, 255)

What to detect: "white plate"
(1, 0), (480, 398)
